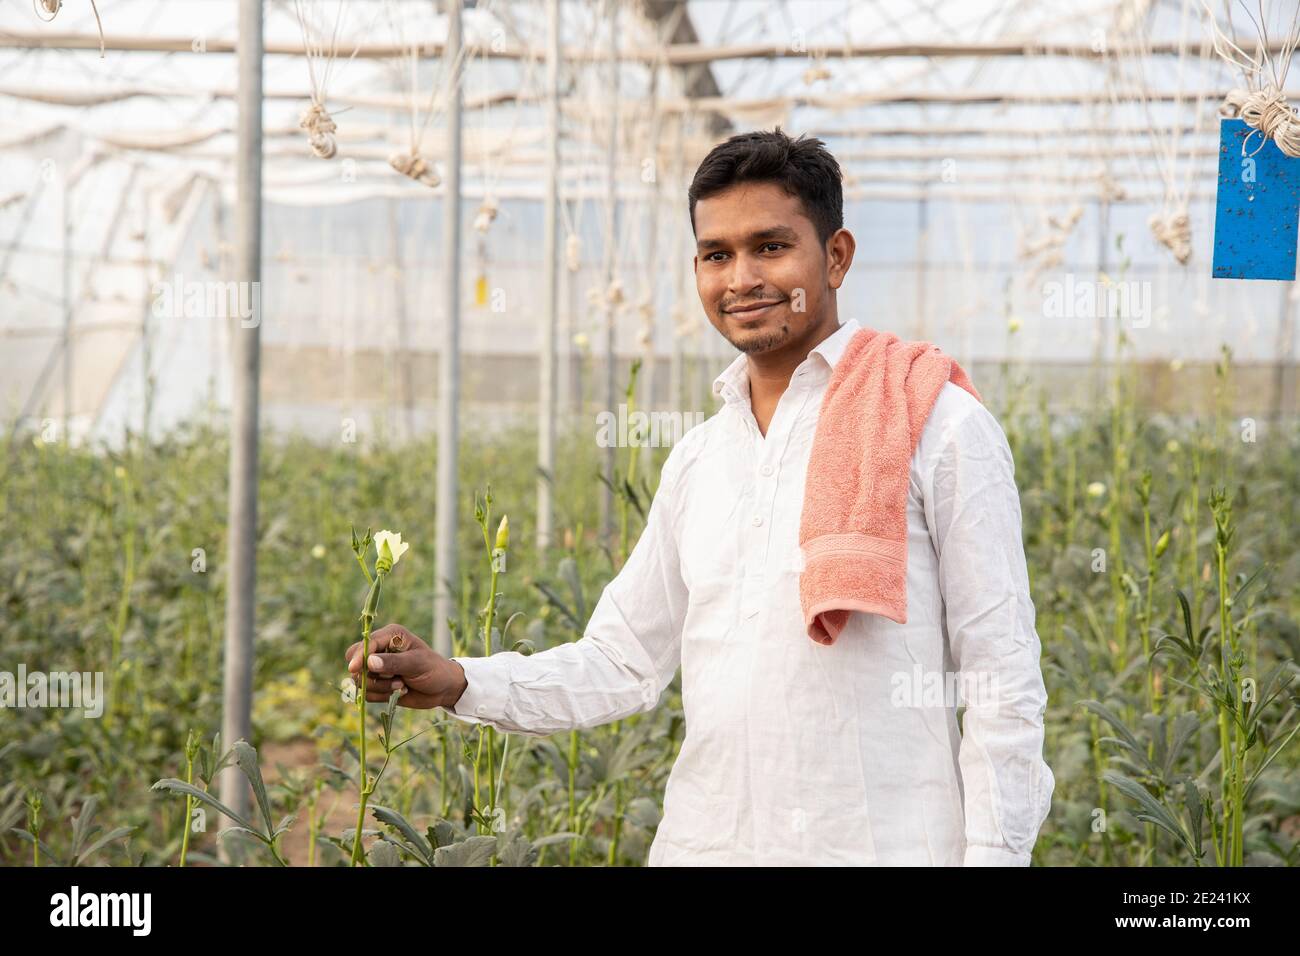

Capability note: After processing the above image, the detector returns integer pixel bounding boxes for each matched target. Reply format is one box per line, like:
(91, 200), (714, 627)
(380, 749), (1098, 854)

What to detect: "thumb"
(366, 651), (420, 677)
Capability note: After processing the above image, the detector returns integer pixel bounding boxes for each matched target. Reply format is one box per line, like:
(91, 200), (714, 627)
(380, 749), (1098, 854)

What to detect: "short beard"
(724, 320), (792, 354)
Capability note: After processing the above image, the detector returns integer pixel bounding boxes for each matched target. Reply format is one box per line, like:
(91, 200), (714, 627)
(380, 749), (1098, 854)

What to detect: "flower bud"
(1154, 529), (1171, 559)
(495, 515), (510, 552)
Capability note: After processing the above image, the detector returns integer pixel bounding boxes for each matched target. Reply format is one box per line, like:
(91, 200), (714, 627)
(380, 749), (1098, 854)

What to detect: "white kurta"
(448, 317), (1055, 866)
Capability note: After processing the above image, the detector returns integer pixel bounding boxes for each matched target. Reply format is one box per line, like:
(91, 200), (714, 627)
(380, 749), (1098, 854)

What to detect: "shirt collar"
(712, 317), (863, 406)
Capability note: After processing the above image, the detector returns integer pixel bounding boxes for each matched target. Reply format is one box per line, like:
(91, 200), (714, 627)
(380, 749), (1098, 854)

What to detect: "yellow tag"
(475, 273), (488, 307)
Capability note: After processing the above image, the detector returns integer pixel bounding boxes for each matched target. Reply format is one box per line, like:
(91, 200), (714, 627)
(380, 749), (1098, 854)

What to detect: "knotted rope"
(1148, 206), (1192, 265)
(473, 195), (499, 234)
(299, 103), (338, 159)
(1220, 87), (1300, 158)
(388, 151), (440, 188)
(35, 0), (105, 58)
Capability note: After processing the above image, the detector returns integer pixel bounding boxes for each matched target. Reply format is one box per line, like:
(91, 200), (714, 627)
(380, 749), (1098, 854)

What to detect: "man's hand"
(344, 623), (468, 710)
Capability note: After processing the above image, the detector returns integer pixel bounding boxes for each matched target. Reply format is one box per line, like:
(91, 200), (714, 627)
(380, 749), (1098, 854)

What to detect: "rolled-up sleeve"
(444, 442), (690, 738)
(920, 385), (1055, 867)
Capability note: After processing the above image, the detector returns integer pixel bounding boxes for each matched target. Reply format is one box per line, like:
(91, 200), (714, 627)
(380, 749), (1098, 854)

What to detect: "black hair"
(687, 127), (844, 245)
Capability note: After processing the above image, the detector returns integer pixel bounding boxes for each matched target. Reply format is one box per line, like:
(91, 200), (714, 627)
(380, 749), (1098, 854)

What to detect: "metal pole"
(915, 185), (928, 340)
(140, 193), (153, 440)
(388, 198), (414, 441)
(639, 58), (661, 441)
(669, 115), (685, 413)
(1095, 197), (1110, 406)
(433, 0), (463, 658)
(1272, 281), (1295, 420)
(536, 0), (561, 553)
(61, 173), (72, 443)
(218, 0), (263, 852)
(599, 0), (620, 546)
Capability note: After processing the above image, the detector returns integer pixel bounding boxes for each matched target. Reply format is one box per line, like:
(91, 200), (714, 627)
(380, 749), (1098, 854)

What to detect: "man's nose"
(726, 253), (764, 296)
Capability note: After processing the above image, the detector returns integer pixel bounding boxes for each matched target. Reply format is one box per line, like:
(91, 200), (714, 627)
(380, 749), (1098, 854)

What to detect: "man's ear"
(826, 228), (856, 290)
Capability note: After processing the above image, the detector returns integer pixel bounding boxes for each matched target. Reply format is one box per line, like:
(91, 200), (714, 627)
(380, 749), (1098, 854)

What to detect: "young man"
(347, 129), (1055, 866)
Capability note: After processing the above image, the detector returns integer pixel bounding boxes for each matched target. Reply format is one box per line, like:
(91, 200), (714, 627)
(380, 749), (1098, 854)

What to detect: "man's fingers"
(370, 624), (418, 652)
(347, 627), (412, 672)
(364, 652), (416, 676)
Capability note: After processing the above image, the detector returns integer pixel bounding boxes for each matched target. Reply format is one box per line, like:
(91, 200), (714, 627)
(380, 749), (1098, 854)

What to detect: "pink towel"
(798, 326), (982, 645)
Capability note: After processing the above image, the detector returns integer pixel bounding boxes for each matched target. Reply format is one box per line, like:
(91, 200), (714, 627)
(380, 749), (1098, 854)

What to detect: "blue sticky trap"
(1212, 117), (1300, 280)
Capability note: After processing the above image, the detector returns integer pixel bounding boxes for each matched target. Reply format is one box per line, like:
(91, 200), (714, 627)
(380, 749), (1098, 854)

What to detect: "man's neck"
(745, 310), (841, 435)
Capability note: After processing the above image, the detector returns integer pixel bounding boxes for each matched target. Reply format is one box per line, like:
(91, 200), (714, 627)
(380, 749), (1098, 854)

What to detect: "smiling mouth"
(724, 300), (785, 318)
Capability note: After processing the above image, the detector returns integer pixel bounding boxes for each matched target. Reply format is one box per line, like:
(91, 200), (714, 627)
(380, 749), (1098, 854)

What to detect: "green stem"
(179, 751), (195, 867)
(350, 574), (383, 866)
(568, 728), (579, 865)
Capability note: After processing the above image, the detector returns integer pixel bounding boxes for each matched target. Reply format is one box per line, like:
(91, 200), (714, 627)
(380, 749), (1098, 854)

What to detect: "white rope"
(382, 0), (474, 189)
(292, 0), (368, 160)
(1202, 0), (1300, 157)
(33, 1), (105, 58)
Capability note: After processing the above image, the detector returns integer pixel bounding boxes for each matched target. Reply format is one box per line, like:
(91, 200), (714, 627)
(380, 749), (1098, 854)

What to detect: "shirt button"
(752, 515), (763, 526)
(760, 464), (773, 476)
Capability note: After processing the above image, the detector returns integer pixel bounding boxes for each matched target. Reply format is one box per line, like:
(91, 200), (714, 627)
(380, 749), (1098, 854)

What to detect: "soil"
(259, 737), (358, 867)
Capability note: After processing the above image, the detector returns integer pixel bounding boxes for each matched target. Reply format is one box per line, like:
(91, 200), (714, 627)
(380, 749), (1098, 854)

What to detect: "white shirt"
(448, 316), (1055, 866)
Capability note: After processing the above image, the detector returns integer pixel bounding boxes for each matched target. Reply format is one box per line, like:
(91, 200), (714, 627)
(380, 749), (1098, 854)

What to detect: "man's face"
(693, 180), (844, 356)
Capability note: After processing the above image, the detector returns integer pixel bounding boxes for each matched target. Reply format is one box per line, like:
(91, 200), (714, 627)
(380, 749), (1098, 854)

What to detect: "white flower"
(374, 529), (410, 568)
(340, 676), (357, 704)
(311, 544), (326, 559)
(1086, 481), (1106, 498)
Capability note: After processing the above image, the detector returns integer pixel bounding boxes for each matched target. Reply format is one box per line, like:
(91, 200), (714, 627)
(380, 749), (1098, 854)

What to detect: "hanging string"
(299, 102), (338, 159)
(1103, 0), (1203, 265)
(1203, 0), (1300, 157)
(34, 0), (105, 58)
(384, 0), (473, 189)
(293, 0), (369, 160)
(1219, 87), (1300, 156)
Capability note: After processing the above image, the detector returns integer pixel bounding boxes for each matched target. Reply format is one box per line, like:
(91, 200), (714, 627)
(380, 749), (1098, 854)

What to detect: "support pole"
(61, 172), (72, 442)
(638, 57), (661, 445)
(599, 0), (620, 546)
(536, 0), (560, 553)
(1094, 197), (1110, 406)
(219, 0), (263, 852)
(433, 0), (463, 658)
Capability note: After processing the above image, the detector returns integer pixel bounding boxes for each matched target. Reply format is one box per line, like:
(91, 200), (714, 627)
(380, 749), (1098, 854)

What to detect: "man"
(347, 128), (1055, 866)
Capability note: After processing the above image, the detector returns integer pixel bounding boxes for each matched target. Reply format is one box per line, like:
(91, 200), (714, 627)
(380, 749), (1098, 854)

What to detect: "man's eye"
(705, 252), (728, 262)
(761, 242), (786, 253)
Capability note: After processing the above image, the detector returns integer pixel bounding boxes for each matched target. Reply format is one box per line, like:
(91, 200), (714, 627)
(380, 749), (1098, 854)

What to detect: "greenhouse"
(1, 0), (1298, 897)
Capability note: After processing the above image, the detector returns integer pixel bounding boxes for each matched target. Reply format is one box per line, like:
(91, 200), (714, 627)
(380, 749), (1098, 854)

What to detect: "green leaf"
(370, 805), (433, 865)
(368, 841), (402, 867)
(151, 778), (256, 833)
(1102, 771), (1195, 855)
(531, 831), (581, 847)
(9, 829), (61, 865)
(496, 833), (538, 867)
(1081, 700), (1151, 770)
(73, 826), (135, 866)
(428, 820), (456, 850)
(434, 835), (497, 867)
(233, 740), (275, 836)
